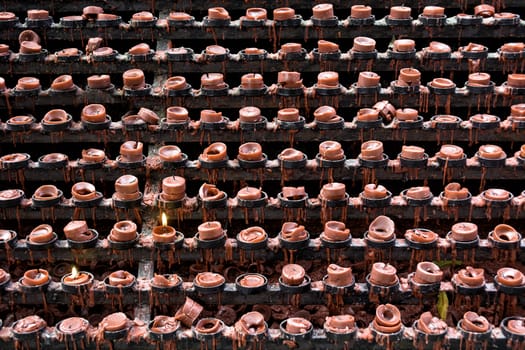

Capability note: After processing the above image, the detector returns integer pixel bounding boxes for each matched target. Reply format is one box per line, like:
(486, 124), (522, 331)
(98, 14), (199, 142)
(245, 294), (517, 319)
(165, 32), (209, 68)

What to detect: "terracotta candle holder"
(320, 182), (346, 201)
(322, 221), (350, 242)
(281, 263), (306, 286)
(350, 5), (372, 19)
(161, 176), (186, 201)
(273, 7), (296, 21)
(197, 221), (224, 240)
(278, 71), (303, 89)
(317, 71), (339, 88)
(372, 304), (402, 333)
(87, 75), (111, 89)
(239, 106), (263, 123)
(28, 224), (54, 244)
(360, 140), (384, 160)
(63, 220), (95, 242)
(367, 216), (395, 242)
(152, 213), (177, 243)
(109, 220), (138, 242)
(120, 141), (144, 163)
(325, 264), (353, 286)
(166, 106), (189, 123)
(352, 36), (376, 52)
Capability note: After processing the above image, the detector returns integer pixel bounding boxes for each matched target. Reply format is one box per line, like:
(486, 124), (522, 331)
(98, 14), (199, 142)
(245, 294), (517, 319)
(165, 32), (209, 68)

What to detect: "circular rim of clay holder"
(311, 16), (339, 27)
(351, 83), (381, 95)
(277, 192), (308, 208)
(202, 17), (231, 27)
(202, 49), (230, 62)
(166, 48), (194, 61)
(199, 194), (228, 209)
(200, 85), (229, 97)
(194, 232), (226, 249)
(399, 153), (429, 168)
(385, 15), (413, 26)
(456, 15), (482, 26)
(312, 49), (341, 61)
(427, 83), (456, 95)
(56, 50), (83, 62)
(124, 84), (152, 97)
(198, 156), (228, 169)
(1, 153), (30, 170)
(276, 116), (305, 130)
(148, 319), (179, 341)
(6, 116), (35, 132)
(465, 81), (495, 95)
(77, 158), (105, 170)
(488, 231), (521, 250)
(26, 232), (58, 250)
(41, 114), (72, 132)
(280, 319), (312, 341)
(237, 191), (268, 208)
(31, 190), (63, 208)
(318, 229), (352, 248)
(160, 118), (189, 131)
(24, 16), (53, 28)
(0, 189), (24, 208)
(364, 231), (396, 249)
(395, 116), (424, 129)
(500, 83), (525, 96)
(316, 118), (345, 130)
(277, 86), (304, 97)
(129, 17), (157, 27)
(387, 48), (417, 60)
(38, 154), (68, 169)
(72, 191), (104, 208)
(436, 153), (467, 168)
(167, 17), (195, 28)
(408, 273), (441, 294)
(127, 49), (155, 62)
(273, 15), (302, 27)
(430, 115), (461, 129)
(405, 229), (438, 250)
(476, 152), (506, 168)
(95, 16), (122, 27)
(193, 318), (224, 341)
(391, 81), (420, 95)
(480, 190), (513, 207)
(240, 18), (266, 28)
(82, 115), (112, 131)
(412, 320), (447, 343)
(322, 274), (355, 295)
(164, 84), (192, 97)
(355, 118), (383, 129)
(347, 15), (375, 26)
(438, 191), (472, 207)
(104, 326), (129, 340)
(235, 273), (268, 294)
(278, 232), (310, 250)
(278, 153), (307, 169)
(239, 85), (268, 97)
(470, 115), (500, 129)
(0, 17), (19, 28)
(494, 15), (520, 26)
(459, 47), (488, 60)
(193, 278), (226, 295)
(18, 275), (51, 293)
(445, 232), (479, 250)
(150, 274), (183, 293)
(493, 275), (525, 295)
(17, 49), (48, 63)
(351, 49), (378, 60)
(418, 14), (446, 26)
(112, 192), (143, 209)
(91, 49), (118, 62)
(153, 231), (184, 250)
(360, 191), (392, 208)
(501, 317), (525, 342)
(59, 17), (85, 28)
(451, 274), (485, 295)
(366, 273), (400, 295)
(457, 321), (493, 342)
(313, 84), (342, 96)
(236, 234), (268, 251)
(11, 86), (40, 97)
(401, 190), (433, 206)
(321, 193), (350, 208)
(108, 233), (138, 250)
(239, 49), (268, 61)
(67, 229), (99, 249)
(315, 154), (346, 168)
(11, 319), (46, 340)
(279, 48), (307, 61)
(278, 274), (311, 294)
(116, 154), (146, 169)
(240, 116), (267, 131)
(0, 230), (17, 248)
(358, 154), (389, 169)
(60, 271), (94, 293)
(103, 275), (136, 294)
(497, 48), (525, 60)
(155, 194), (185, 211)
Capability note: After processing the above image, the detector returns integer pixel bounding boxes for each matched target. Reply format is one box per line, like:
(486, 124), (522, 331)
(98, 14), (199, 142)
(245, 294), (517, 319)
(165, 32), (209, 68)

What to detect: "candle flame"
(161, 212), (168, 227)
(71, 266), (79, 279)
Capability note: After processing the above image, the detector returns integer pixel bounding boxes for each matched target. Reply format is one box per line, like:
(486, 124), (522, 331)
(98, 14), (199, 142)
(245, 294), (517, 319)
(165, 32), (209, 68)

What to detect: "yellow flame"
(71, 266), (79, 279)
(161, 212), (168, 227)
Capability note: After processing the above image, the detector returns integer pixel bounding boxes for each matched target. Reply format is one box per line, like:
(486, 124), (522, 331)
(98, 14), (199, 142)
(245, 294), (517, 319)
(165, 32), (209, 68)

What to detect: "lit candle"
(63, 266), (91, 285)
(152, 213), (177, 243)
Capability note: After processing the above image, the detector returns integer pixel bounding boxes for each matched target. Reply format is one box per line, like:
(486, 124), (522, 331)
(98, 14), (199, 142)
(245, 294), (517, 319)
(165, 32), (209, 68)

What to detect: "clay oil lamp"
(316, 140), (345, 170)
(404, 228), (439, 267)
(166, 11), (194, 27)
(385, 6), (412, 26)
(480, 188), (513, 209)
(104, 270), (136, 294)
(323, 263), (354, 296)
(193, 272), (226, 295)
(0, 189), (24, 211)
(32, 184), (63, 208)
(493, 11), (520, 25)
(413, 312), (448, 347)
(117, 141), (145, 167)
(41, 108), (72, 133)
(452, 266), (486, 295)
(0, 11), (19, 28)
(235, 273), (268, 295)
(500, 316), (525, 347)
(129, 11), (157, 27)
(240, 8), (267, 27)
(324, 315), (357, 344)
(402, 185), (433, 207)
(311, 3), (338, 27)
(277, 71), (304, 96)
(350, 36), (377, 62)
(238, 106), (267, 131)
(11, 315), (46, 343)
(25, 9), (52, 27)
(56, 317), (90, 346)
(365, 215), (396, 250)
(313, 105), (344, 130)
(234, 311), (268, 342)
(0, 228), (17, 251)
(280, 317), (313, 341)
(13, 76), (41, 96)
(86, 74), (113, 91)
(236, 187), (267, 222)
(239, 73), (267, 96)
(370, 304), (404, 345)
(279, 263), (311, 299)
(200, 73), (228, 96)
(360, 183), (392, 208)
(202, 7), (231, 27)
(64, 220), (98, 249)
(78, 148), (106, 170)
(476, 144), (506, 168)
(276, 107), (305, 134)
(198, 183), (227, 218)
(273, 7), (302, 27)
(127, 42), (154, 62)
(113, 174), (142, 208)
(195, 221), (226, 249)
(312, 40), (341, 63)
(97, 312), (131, 341)
(5, 115), (36, 132)
(440, 182), (472, 207)
(61, 266), (94, 294)
(107, 219), (138, 249)
(174, 297), (204, 328)
(398, 145), (428, 172)
(436, 144), (467, 173)
(237, 226), (268, 255)
(26, 224), (57, 250)
(318, 183), (349, 219)
(469, 114), (500, 139)
(347, 5), (374, 25)
(278, 187), (308, 222)
(80, 103), (111, 130)
(409, 261), (443, 296)
(239, 46), (268, 61)
(457, 312), (492, 345)
(158, 175), (186, 204)
(418, 6), (446, 26)
(150, 273), (183, 293)
(148, 316), (180, 342)
(122, 68), (150, 96)
(152, 213), (183, 247)
(315, 71), (341, 96)
(278, 222), (309, 252)
(19, 268), (50, 292)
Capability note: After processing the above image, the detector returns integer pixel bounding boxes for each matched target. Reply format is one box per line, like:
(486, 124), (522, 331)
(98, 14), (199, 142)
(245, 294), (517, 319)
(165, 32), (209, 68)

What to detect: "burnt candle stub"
(29, 224), (54, 243)
(194, 272), (225, 287)
(241, 73), (264, 89)
(317, 40), (339, 53)
(201, 142), (227, 162)
(492, 224), (520, 243)
(320, 183), (346, 200)
(161, 176), (186, 201)
(99, 312), (129, 332)
(123, 69), (146, 90)
(237, 187), (262, 200)
(165, 76), (187, 91)
(22, 268), (49, 286)
(200, 109), (223, 123)
(166, 106), (189, 122)
(150, 316), (180, 334)
(451, 222), (478, 242)
(406, 186), (431, 200)
(277, 108), (300, 122)
(13, 315), (46, 334)
(201, 73), (226, 90)
(152, 274), (181, 288)
(401, 146), (425, 160)
(281, 264), (305, 286)
(110, 220), (137, 242)
(64, 220), (95, 242)
(456, 267), (485, 287)
(280, 222), (308, 241)
(312, 3), (334, 19)
(235, 311), (266, 335)
(369, 263), (398, 286)
(497, 267), (524, 287)
(198, 221), (223, 240)
(353, 37), (376, 52)
(460, 312), (490, 333)
(238, 226), (267, 243)
(158, 146), (183, 163)
(63, 269), (91, 286)
(115, 175), (139, 194)
(33, 185), (59, 201)
(326, 264), (353, 286)
(373, 304), (402, 333)
(81, 104), (107, 123)
(417, 312), (447, 334)
(43, 109), (69, 124)
(51, 75), (74, 91)
(82, 148), (105, 163)
(274, 7), (295, 21)
(16, 77), (40, 90)
(87, 75), (111, 89)
(360, 140), (383, 160)
(175, 297), (203, 327)
(351, 5), (372, 18)
(368, 216), (395, 242)
(237, 274), (266, 289)
(319, 141), (344, 160)
(208, 7), (230, 20)
(363, 184), (388, 199)
(325, 315), (356, 334)
(323, 221), (350, 241)
(413, 261), (443, 284)
(108, 270), (135, 286)
(199, 183), (226, 202)
(478, 144), (505, 159)
(278, 71), (303, 88)
(317, 71), (339, 88)
(438, 144), (464, 160)
(239, 106), (262, 123)
(405, 228), (438, 244)
(245, 8), (267, 21)
(120, 141), (144, 162)
(444, 183), (470, 200)
(285, 317), (312, 334)
(314, 106), (338, 122)
(390, 6), (411, 19)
